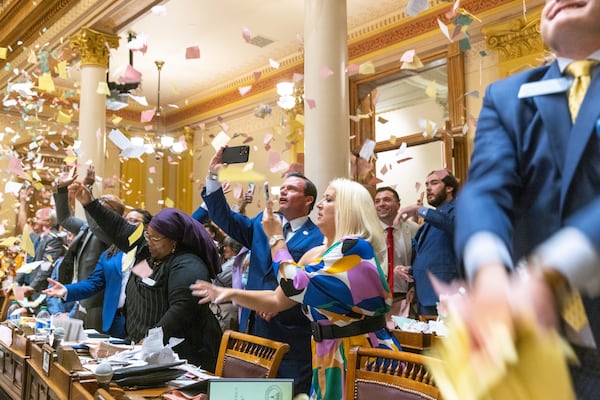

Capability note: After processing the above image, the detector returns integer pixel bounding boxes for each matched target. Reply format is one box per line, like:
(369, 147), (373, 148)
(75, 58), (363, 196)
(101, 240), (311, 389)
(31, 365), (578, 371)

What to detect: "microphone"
(52, 327), (65, 349)
(95, 363), (113, 391)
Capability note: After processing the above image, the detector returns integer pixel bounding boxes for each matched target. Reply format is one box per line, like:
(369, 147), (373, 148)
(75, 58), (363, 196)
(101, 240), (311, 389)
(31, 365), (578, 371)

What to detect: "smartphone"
(247, 183), (255, 195)
(222, 145), (250, 164)
(264, 181), (269, 201)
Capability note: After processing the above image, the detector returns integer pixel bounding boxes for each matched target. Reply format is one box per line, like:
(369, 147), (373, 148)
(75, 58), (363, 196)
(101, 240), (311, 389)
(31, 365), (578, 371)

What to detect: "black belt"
(311, 315), (386, 342)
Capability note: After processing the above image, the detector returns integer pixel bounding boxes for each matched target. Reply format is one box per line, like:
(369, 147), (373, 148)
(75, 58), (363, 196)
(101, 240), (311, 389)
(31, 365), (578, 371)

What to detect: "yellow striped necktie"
(565, 60), (596, 122)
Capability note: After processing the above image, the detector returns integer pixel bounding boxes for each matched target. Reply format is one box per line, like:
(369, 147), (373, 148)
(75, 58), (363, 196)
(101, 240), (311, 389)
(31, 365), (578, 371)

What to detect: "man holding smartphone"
(201, 146), (324, 395)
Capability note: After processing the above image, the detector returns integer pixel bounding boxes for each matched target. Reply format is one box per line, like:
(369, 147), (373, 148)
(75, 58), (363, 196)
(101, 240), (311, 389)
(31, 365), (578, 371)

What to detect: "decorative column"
(303, 0), (350, 199)
(70, 28), (119, 193)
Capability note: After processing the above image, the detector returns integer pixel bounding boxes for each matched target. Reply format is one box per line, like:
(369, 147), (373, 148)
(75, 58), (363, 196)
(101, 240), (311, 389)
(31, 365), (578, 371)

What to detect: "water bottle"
(6, 301), (20, 327)
(35, 306), (51, 336)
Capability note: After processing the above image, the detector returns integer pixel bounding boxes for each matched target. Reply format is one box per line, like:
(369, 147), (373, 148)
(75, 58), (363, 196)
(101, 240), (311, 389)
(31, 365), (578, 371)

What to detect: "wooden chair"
(214, 330), (290, 379)
(345, 346), (442, 400)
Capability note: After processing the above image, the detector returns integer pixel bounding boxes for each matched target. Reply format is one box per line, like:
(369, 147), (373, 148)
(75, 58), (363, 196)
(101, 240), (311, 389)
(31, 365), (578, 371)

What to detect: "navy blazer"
(456, 61), (600, 343)
(202, 186), (323, 393)
(65, 250), (124, 336)
(412, 199), (458, 308)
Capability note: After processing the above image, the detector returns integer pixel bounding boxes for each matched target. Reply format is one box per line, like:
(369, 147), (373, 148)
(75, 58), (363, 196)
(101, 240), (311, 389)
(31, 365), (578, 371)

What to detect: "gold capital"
(70, 28), (119, 67)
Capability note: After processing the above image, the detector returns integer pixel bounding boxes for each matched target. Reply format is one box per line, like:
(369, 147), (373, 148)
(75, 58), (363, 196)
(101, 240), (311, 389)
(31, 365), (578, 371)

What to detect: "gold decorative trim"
(70, 28), (119, 67)
(482, 15), (543, 62)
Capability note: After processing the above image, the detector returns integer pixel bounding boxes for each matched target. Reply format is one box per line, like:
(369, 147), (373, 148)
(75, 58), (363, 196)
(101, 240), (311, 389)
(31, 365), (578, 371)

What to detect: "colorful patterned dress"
(273, 236), (402, 400)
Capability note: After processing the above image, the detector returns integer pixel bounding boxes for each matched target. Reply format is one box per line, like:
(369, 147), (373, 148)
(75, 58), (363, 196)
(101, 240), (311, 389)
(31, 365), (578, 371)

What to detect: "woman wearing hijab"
(192, 178), (401, 399)
(68, 181), (222, 372)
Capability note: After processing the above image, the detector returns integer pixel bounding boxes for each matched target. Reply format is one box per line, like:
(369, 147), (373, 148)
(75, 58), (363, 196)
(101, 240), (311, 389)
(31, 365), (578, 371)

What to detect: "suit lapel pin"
(302, 230), (308, 236)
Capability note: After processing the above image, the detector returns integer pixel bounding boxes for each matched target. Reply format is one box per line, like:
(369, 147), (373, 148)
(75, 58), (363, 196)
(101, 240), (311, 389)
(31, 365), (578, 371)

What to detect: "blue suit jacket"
(412, 199), (458, 308)
(65, 250), (123, 334)
(455, 61), (600, 343)
(202, 186), (323, 392)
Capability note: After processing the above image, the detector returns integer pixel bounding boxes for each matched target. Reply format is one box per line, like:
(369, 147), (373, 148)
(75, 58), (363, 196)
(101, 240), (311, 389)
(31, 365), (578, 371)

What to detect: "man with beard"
(395, 169), (459, 317)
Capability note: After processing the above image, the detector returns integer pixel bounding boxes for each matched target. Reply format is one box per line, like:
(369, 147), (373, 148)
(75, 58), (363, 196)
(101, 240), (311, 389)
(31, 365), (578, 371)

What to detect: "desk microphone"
(52, 327), (65, 349)
(95, 363), (113, 391)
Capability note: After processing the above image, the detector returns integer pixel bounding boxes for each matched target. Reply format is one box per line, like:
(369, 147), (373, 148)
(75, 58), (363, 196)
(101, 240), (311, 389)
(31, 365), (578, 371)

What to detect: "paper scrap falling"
(185, 46), (200, 59)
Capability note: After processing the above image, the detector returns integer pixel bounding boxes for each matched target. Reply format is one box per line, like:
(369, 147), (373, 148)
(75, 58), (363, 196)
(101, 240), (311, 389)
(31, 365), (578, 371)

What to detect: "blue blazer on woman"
(65, 249), (126, 338)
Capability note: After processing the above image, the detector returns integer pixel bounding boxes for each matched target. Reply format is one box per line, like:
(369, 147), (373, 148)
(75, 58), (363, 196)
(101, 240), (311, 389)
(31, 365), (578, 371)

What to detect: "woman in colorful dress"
(192, 178), (401, 400)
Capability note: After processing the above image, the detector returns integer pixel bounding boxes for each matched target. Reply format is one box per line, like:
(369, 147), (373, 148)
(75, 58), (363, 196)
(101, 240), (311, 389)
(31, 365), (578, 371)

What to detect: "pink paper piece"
(320, 66), (334, 79)
(8, 157), (27, 178)
(345, 64), (360, 74)
(119, 64), (142, 84)
(253, 71), (261, 82)
(415, 182), (422, 192)
(242, 27), (252, 42)
(293, 73), (304, 83)
(185, 46), (200, 59)
(140, 108), (156, 123)
(264, 133), (273, 145)
(148, 166), (156, 174)
(306, 98), (316, 109)
(145, 125), (153, 131)
(295, 33), (303, 45)
(96, 128), (103, 138)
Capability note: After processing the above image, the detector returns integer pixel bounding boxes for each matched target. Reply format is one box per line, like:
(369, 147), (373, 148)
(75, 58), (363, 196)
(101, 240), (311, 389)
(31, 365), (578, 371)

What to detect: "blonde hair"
(329, 178), (385, 258)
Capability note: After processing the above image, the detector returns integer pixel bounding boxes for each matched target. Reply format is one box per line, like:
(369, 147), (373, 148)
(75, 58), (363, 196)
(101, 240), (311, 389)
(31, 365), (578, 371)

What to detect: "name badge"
(518, 77), (571, 98)
(142, 277), (156, 286)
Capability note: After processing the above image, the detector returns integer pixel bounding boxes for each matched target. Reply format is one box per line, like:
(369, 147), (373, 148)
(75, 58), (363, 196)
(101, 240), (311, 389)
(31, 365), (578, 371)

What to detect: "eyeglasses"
(143, 231), (167, 243)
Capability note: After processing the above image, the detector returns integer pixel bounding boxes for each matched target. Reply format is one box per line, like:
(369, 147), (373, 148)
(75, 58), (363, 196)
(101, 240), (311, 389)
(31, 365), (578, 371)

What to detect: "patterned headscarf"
(149, 208), (221, 277)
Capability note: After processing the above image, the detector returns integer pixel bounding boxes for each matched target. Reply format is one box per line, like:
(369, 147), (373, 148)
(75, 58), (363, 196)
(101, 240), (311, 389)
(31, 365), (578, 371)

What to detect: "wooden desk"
(393, 330), (433, 353)
(25, 342), (71, 400)
(0, 327), (30, 400)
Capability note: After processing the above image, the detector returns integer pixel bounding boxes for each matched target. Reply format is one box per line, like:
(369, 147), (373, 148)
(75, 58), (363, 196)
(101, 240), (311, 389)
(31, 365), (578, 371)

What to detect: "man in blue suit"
(455, 0), (600, 395)
(202, 147), (324, 395)
(397, 169), (459, 317)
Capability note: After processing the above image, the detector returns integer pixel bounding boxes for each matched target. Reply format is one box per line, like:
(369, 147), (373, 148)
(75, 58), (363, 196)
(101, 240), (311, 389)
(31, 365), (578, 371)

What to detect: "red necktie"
(385, 227), (394, 292)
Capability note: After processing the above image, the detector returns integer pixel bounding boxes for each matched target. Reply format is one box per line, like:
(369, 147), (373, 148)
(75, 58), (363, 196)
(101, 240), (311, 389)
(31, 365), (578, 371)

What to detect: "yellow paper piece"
(0, 47), (7, 60)
(0, 236), (17, 247)
(427, 318), (575, 400)
(97, 81), (110, 95)
(55, 60), (68, 79)
(38, 73), (55, 93)
(56, 110), (72, 124)
(358, 61), (375, 75)
(63, 156), (78, 163)
(218, 165), (266, 183)
(112, 116), (123, 125)
(32, 181), (44, 190)
(164, 197), (174, 208)
(21, 225), (35, 257)
(295, 114), (305, 125)
(128, 222), (144, 246)
(425, 80), (437, 98)
(123, 247), (137, 271)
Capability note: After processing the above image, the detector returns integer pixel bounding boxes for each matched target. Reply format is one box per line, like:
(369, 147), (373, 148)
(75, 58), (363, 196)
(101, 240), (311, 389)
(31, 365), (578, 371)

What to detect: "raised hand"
(261, 200), (283, 238)
(57, 165), (77, 188)
(208, 147), (226, 175)
(83, 164), (95, 187)
(68, 181), (92, 205)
